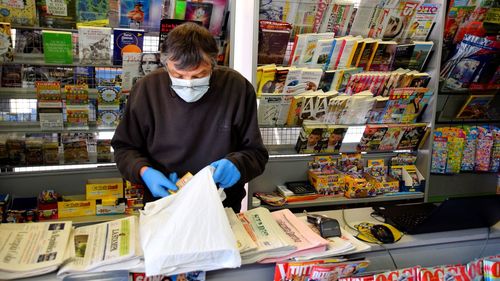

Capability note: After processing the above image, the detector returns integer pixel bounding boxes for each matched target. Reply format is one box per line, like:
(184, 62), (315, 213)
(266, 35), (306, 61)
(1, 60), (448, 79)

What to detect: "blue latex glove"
(141, 167), (178, 197)
(211, 159), (241, 188)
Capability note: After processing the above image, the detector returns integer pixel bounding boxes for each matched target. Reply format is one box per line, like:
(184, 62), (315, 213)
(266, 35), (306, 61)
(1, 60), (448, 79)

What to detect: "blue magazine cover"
(113, 28), (144, 65)
(119, 0), (150, 29)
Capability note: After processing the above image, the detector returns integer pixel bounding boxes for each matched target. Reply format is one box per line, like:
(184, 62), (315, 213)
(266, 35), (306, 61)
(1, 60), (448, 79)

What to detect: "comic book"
(398, 124), (427, 150)
(378, 125), (405, 151)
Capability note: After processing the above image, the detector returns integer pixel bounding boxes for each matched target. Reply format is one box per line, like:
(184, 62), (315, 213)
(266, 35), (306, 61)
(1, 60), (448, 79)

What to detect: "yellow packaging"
(308, 170), (344, 196)
(58, 195), (96, 218)
(86, 178), (124, 200)
(344, 174), (377, 198)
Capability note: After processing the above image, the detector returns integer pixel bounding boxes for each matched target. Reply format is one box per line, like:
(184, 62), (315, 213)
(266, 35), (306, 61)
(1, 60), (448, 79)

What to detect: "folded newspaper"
(57, 216), (142, 277)
(236, 207), (297, 264)
(0, 221), (73, 280)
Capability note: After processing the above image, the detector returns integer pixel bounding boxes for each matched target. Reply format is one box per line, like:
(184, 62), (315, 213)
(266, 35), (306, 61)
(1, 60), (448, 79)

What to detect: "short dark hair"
(163, 22), (218, 70)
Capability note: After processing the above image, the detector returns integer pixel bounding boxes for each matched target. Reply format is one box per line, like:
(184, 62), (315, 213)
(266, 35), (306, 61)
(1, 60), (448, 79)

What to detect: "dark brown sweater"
(111, 66), (269, 202)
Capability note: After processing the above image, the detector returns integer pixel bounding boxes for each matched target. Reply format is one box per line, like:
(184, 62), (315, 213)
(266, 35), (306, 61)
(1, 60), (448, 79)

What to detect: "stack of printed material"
(259, 209), (329, 263)
(0, 221), (73, 280)
(57, 216), (142, 277)
(236, 207), (297, 264)
(225, 208), (258, 255)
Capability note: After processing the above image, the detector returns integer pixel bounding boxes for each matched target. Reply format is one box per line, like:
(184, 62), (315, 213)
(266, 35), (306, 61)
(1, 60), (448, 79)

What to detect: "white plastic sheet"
(139, 166), (241, 276)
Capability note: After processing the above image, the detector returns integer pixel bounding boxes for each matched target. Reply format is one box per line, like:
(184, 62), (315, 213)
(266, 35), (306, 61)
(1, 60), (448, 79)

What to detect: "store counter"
(23, 207), (500, 281)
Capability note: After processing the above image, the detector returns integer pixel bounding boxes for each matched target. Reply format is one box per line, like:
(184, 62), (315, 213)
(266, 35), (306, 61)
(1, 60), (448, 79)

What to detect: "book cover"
(336, 38), (359, 69)
(158, 19), (201, 52)
(456, 95), (495, 119)
(300, 68), (323, 92)
(0, 0), (37, 26)
(298, 33), (335, 66)
(257, 65), (276, 95)
(393, 43), (416, 70)
(76, 0), (109, 26)
(0, 22), (13, 62)
(97, 86), (121, 106)
(272, 67), (290, 94)
(408, 41), (433, 71)
(258, 94), (293, 126)
(184, 1), (213, 29)
(78, 26), (112, 65)
(398, 124), (427, 150)
(113, 28), (144, 65)
(311, 39), (334, 67)
(324, 125), (348, 153)
(283, 67), (306, 94)
(208, 0), (228, 36)
(289, 34), (307, 66)
(259, 0), (298, 24)
(65, 106), (90, 130)
(95, 67), (122, 86)
(65, 84), (89, 105)
(355, 39), (377, 70)
(320, 3), (355, 36)
(121, 52), (141, 94)
(318, 70), (336, 92)
(378, 125), (405, 151)
(368, 41), (397, 71)
(1, 65), (22, 87)
(48, 66), (74, 87)
(42, 31), (73, 64)
(14, 29), (43, 54)
(119, 0), (150, 29)
(36, 81), (62, 105)
(146, 0), (163, 32)
(291, 1), (318, 37)
(358, 125), (389, 152)
(37, 0), (77, 28)
(296, 122), (327, 154)
(22, 66), (50, 88)
(258, 20), (292, 65)
(97, 108), (120, 129)
(74, 66), (95, 88)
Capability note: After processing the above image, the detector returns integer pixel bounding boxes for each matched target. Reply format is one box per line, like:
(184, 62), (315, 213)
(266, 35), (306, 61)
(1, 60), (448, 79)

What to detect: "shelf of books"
(0, 1), (231, 175)
(426, 0), (499, 200)
(237, 0), (449, 209)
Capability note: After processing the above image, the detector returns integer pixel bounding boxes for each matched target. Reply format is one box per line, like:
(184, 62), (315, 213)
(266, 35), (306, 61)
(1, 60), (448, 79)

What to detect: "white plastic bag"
(139, 166), (241, 276)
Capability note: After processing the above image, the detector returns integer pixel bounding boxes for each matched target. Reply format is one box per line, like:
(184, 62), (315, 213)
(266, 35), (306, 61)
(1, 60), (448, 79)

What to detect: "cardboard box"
(401, 165), (426, 192)
(344, 174), (377, 198)
(96, 198), (126, 216)
(308, 170), (345, 196)
(364, 174), (400, 194)
(58, 195), (96, 218)
(86, 178), (124, 200)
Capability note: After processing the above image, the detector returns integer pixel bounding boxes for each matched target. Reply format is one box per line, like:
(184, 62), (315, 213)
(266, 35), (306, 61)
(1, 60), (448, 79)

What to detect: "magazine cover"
(358, 125), (388, 152)
(158, 19), (201, 52)
(0, 0), (37, 26)
(295, 123), (327, 154)
(119, 0), (150, 29)
(407, 3), (441, 41)
(37, 0), (77, 28)
(42, 31), (73, 64)
(398, 124), (427, 150)
(76, 0), (109, 26)
(456, 95), (494, 119)
(324, 126), (348, 153)
(382, 0), (421, 40)
(0, 22), (13, 62)
(1, 65), (22, 87)
(208, 0), (229, 36)
(368, 41), (397, 71)
(15, 29), (44, 54)
(378, 125), (405, 151)
(78, 27), (112, 65)
(113, 28), (144, 65)
(185, 1), (213, 29)
(22, 66), (50, 88)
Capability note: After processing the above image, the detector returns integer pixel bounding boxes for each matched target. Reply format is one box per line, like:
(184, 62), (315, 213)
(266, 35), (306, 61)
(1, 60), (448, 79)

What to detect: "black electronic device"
(307, 214), (341, 238)
(370, 224), (395, 244)
(285, 181), (316, 195)
(373, 195), (500, 234)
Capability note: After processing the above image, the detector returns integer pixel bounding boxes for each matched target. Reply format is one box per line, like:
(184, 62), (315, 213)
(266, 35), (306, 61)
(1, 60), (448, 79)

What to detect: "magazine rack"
(231, 0), (449, 210)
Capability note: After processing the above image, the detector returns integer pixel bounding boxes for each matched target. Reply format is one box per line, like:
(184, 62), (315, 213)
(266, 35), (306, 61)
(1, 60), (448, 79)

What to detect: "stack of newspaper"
(232, 207), (297, 264)
(57, 216), (142, 277)
(225, 208), (258, 255)
(0, 221), (73, 280)
(259, 209), (329, 263)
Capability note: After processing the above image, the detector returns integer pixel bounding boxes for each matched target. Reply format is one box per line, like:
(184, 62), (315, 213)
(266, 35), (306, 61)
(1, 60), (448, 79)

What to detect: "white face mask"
(169, 75), (210, 103)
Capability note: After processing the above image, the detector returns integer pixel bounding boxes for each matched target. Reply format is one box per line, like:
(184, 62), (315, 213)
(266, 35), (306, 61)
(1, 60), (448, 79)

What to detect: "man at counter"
(111, 23), (269, 212)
